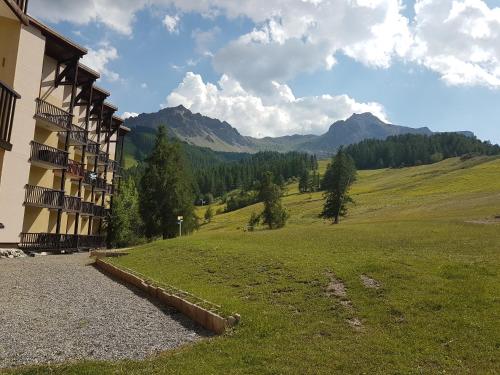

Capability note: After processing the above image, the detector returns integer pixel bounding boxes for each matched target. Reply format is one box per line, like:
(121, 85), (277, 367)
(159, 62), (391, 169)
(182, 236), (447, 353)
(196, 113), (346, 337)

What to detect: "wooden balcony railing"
(80, 201), (94, 216)
(67, 124), (87, 145)
(106, 184), (114, 195)
(86, 140), (99, 155)
(93, 205), (106, 218)
(83, 171), (107, 191)
(30, 141), (68, 169)
(19, 233), (105, 252)
(108, 160), (122, 176)
(24, 185), (63, 210)
(64, 195), (82, 213)
(35, 98), (72, 131)
(66, 159), (85, 179)
(97, 150), (109, 165)
(0, 80), (20, 151)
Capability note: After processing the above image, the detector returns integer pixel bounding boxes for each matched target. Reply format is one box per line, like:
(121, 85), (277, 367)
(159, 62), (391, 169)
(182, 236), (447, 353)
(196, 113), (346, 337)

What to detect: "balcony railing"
(83, 171), (107, 191)
(106, 184), (114, 195)
(64, 195), (82, 213)
(30, 141), (68, 169)
(19, 233), (105, 252)
(35, 98), (72, 132)
(93, 205), (106, 218)
(80, 201), (94, 216)
(24, 185), (63, 210)
(0, 80), (20, 151)
(66, 124), (87, 145)
(86, 140), (99, 155)
(66, 159), (85, 179)
(97, 150), (109, 165)
(108, 160), (123, 176)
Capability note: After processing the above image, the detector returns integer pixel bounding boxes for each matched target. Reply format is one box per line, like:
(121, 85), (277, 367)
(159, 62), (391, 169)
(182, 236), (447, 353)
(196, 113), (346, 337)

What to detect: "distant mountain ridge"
(124, 106), (474, 155)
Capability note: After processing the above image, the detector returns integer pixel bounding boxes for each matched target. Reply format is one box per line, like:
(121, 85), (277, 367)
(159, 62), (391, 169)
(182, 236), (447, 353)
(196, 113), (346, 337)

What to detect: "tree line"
(344, 133), (500, 170)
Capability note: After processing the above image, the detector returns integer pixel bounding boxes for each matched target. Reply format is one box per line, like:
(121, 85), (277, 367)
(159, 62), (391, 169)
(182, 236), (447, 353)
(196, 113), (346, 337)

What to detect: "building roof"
(29, 17), (87, 61)
(77, 64), (100, 86)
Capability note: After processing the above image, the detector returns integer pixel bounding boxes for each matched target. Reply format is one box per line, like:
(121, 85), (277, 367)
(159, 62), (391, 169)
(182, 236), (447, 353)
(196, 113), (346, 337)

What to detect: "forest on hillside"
(344, 133), (500, 169)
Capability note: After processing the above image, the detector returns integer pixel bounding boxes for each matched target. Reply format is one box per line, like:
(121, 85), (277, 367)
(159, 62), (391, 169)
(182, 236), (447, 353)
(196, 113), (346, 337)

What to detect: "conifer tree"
(204, 205), (214, 223)
(299, 169), (310, 193)
(107, 177), (143, 247)
(259, 172), (289, 229)
(321, 148), (357, 224)
(139, 125), (197, 239)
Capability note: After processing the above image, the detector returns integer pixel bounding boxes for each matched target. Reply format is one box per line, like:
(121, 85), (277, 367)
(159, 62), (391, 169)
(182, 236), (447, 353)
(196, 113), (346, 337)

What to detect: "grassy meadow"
(7, 156), (500, 374)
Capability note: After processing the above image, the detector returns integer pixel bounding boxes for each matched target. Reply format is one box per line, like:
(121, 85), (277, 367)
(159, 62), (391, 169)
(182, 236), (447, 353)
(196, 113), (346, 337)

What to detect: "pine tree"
(321, 148), (357, 224)
(107, 177), (143, 247)
(204, 205), (214, 223)
(259, 172), (289, 229)
(299, 169), (310, 193)
(139, 125), (197, 239)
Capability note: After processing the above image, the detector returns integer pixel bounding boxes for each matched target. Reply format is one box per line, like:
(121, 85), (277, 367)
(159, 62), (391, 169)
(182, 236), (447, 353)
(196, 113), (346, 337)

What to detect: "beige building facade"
(0, 0), (129, 251)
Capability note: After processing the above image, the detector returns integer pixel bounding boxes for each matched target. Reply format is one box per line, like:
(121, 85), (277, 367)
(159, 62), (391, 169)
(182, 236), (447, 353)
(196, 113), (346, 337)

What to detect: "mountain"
(124, 107), (473, 156)
(296, 113), (433, 156)
(124, 105), (255, 153)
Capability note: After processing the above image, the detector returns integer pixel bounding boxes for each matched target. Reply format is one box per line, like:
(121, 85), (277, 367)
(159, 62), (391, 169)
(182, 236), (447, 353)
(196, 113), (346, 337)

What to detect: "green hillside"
(13, 156), (500, 374)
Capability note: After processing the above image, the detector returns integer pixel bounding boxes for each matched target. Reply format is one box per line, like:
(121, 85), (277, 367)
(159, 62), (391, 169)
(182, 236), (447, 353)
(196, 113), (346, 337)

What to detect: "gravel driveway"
(0, 254), (209, 368)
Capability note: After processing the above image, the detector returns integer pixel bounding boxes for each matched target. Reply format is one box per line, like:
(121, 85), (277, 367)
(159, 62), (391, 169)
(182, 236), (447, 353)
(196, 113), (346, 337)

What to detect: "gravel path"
(0, 254), (210, 369)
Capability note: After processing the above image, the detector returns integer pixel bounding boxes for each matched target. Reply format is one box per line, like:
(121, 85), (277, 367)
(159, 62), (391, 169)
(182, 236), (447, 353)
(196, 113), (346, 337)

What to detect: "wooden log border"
(93, 257), (240, 334)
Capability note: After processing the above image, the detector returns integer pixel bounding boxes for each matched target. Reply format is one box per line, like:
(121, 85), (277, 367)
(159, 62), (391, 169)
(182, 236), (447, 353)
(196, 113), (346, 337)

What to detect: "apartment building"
(0, 0), (130, 252)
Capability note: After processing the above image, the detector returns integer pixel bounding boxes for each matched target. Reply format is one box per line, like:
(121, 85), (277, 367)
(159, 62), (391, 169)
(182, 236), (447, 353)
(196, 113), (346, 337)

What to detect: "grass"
(6, 156), (500, 374)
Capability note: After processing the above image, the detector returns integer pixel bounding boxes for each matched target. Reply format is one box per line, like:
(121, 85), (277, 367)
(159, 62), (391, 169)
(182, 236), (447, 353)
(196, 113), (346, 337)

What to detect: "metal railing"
(108, 160), (122, 176)
(24, 185), (63, 209)
(67, 124), (87, 145)
(64, 195), (82, 213)
(0, 80), (20, 151)
(97, 150), (109, 165)
(30, 141), (68, 169)
(35, 98), (71, 131)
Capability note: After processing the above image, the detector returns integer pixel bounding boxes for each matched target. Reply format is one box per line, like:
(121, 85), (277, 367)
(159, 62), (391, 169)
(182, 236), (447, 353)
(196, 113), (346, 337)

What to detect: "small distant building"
(0, 0), (130, 252)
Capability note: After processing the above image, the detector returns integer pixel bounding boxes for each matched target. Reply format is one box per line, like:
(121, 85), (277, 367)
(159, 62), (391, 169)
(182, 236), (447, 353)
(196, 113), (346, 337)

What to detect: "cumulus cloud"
(81, 42), (120, 82)
(166, 72), (387, 137)
(163, 14), (180, 34)
(410, 0), (500, 88)
(122, 112), (139, 119)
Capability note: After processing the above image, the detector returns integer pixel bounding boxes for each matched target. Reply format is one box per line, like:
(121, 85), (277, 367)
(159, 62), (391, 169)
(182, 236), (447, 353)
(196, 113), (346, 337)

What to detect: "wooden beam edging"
(93, 257), (240, 334)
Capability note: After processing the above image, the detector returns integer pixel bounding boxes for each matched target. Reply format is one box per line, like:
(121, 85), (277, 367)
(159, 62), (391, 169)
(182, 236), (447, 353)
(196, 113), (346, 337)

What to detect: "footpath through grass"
(7, 156), (500, 374)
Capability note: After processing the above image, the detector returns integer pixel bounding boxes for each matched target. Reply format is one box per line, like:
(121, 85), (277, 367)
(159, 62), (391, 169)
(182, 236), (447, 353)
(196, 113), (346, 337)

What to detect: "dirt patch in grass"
(325, 270), (346, 298)
(361, 274), (381, 289)
(465, 216), (500, 225)
(347, 317), (363, 331)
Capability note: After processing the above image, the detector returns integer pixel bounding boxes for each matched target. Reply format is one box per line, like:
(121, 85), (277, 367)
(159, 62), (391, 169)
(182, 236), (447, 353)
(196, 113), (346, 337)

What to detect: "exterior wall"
(0, 16), (21, 86)
(0, 24), (45, 245)
(39, 56), (72, 110)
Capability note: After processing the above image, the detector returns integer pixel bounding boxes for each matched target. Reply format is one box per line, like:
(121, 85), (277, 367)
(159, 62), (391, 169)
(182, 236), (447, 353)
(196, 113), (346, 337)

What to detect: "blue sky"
(30, 0), (500, 143)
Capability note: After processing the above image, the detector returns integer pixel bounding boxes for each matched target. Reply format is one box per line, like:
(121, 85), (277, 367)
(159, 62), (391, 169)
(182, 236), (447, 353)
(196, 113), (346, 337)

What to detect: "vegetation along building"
(0, 0), (130, 252)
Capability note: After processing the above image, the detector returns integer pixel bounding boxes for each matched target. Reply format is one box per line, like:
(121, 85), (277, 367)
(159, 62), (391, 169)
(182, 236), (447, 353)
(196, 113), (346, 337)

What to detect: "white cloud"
(165, 72), (387, 137)
(141, 82), (148, 89)
(163, 14), (180, 34)
(81, 42), (120, 82)
(122, 112), (139, 119)
(410, 0), (500, 88)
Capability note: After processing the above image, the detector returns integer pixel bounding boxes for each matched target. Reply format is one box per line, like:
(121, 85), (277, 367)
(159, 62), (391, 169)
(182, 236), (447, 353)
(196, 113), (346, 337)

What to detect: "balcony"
(0, 80), (20, 151)
(106, 184), (114, 196)
(97, 150), (109, 165)
(80, 201), (94, 216)
(108, 160), (122, 176)
(86, 140), (99, 156)
(93, 205), (106, 218)
(19, 233), (105, 252)
(30, 141), (68, 169)
(59, 124), (87, 146)
(63, 195), (81, 213)
(24, 185), (63, 210)
(83, 171), (107, 191)
(35, 98), (72, 132)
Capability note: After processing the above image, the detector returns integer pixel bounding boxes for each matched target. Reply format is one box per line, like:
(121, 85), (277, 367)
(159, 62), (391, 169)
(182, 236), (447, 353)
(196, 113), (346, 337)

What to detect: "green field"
(9, 156), (500, 374)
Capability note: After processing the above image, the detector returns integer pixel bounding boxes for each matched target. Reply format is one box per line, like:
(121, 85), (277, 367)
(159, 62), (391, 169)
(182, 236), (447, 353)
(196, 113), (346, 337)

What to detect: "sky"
(29, 0), (500, 143)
